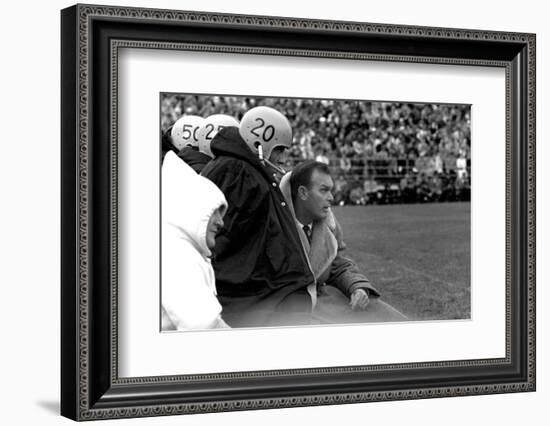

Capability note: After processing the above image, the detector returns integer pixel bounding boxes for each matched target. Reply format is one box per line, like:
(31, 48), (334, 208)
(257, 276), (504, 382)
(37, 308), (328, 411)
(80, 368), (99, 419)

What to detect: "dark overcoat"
(201, 127), (314, 327)
(178, 146), (211, 174)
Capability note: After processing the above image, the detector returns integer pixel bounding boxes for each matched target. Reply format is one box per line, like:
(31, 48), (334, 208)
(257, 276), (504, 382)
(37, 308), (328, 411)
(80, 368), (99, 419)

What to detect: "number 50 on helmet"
(239, 106), (292, 160)
(170, 115), (204, 150)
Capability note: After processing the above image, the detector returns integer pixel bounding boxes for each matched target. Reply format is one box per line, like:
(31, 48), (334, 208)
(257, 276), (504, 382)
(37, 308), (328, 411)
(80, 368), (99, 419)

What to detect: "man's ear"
(298, 185), (309, 200)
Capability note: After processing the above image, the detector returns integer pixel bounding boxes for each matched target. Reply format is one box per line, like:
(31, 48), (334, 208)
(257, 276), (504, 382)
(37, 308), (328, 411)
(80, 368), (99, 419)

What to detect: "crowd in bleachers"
(161, 94), (471, 205)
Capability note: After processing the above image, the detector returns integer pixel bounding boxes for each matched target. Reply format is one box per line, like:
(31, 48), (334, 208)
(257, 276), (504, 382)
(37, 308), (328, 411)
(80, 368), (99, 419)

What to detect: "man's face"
(268, 146), (288, 168)
(206, 206), (225, 250)
(299, 169), (334, 221)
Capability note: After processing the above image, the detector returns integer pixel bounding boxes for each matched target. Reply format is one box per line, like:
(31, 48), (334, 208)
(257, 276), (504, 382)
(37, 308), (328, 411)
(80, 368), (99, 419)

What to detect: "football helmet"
(170, 115), (204, 150)
(239, 106), (292, 161)
(197, 114), (240, 158)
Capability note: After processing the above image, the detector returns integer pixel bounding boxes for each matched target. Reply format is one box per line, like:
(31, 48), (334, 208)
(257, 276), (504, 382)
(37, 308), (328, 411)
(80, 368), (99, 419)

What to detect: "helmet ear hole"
(239, 106), (292, 159)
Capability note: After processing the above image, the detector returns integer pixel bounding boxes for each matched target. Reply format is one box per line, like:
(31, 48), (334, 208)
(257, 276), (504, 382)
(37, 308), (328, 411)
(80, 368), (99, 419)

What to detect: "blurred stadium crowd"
(161, 94), (471, 205)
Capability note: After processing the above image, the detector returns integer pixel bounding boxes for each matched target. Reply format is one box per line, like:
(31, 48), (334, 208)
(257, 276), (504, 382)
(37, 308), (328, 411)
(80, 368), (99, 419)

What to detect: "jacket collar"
(177, 146), (211, 167)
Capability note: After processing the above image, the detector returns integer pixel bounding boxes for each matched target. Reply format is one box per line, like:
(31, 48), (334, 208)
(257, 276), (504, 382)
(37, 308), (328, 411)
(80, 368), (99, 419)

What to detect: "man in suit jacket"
(280, 160), (408, 324)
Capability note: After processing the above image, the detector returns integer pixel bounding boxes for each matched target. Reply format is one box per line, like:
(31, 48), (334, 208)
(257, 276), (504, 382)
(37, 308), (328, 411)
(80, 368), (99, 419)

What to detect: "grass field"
(332, 202), (471, 321)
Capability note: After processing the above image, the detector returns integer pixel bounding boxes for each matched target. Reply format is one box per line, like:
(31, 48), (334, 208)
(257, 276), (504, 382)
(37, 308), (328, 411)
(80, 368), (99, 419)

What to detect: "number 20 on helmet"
(197, 114), (240, 158)
(239, 106), (292, 160)
(170, 115), (204, 150)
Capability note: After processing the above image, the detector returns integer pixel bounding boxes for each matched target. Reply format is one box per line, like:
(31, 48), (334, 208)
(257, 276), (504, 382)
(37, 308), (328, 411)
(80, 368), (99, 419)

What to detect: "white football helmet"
(170, 115), (204, 150)
(239, 106), (292, 160)
(197, 114), (240, 158)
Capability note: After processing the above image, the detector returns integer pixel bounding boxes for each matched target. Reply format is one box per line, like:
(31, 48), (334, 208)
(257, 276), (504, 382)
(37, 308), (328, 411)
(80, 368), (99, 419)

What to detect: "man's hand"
(350, 288), (370, 311)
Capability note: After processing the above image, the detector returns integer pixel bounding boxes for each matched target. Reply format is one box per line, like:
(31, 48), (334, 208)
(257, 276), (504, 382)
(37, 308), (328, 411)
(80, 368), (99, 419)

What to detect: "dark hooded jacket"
(201, 127), (315, 327)
(178, 146), (211, 174)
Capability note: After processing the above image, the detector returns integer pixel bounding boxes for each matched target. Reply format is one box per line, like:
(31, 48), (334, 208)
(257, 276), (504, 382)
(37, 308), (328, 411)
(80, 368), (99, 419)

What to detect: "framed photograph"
(61, 4), (535, 421)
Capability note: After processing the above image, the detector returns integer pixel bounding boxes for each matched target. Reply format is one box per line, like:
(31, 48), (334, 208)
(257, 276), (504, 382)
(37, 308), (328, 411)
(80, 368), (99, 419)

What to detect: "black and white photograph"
(55, 2), (537, 422)
(160, 93), (471, 330)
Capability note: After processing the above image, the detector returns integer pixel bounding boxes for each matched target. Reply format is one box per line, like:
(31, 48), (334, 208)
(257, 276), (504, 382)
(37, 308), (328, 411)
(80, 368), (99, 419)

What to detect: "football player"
(201, 106), (315, 327)
(169, 115), (208, 173)
(198, 114), (240, 157)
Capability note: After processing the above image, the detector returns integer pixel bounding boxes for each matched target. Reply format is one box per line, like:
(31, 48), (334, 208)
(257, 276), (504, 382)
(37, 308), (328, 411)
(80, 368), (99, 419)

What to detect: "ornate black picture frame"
(61, 4), (535, 421)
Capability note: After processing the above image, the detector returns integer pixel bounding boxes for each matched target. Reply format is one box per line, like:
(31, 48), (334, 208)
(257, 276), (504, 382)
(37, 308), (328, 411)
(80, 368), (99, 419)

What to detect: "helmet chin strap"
(254, 142), (286, 175)
(264, 158), (286, 175)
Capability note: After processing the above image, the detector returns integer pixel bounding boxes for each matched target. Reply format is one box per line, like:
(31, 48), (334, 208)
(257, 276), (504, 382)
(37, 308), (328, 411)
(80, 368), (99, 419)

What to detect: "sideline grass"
(332, 202), (470, 320)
